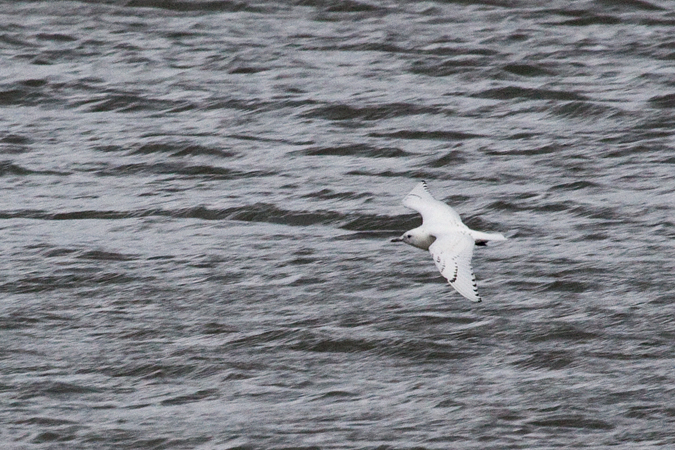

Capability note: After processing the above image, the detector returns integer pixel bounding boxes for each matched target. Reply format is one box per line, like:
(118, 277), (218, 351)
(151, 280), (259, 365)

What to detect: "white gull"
(392, 181), (506, 302)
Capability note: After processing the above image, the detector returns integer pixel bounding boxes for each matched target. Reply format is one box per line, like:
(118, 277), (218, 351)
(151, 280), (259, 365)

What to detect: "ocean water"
(1, 0), (674, 448)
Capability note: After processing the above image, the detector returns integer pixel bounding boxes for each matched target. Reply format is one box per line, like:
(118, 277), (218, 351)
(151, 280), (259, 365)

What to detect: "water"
(1, 0), (675, 448)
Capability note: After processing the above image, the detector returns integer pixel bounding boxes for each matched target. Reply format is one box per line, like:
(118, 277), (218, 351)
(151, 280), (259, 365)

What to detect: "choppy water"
(2, 0), (675, 448)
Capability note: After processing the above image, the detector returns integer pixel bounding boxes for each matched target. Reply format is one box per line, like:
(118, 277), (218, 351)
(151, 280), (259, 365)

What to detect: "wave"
(301, 102), (446, 121)
(0, 204), (419, 235)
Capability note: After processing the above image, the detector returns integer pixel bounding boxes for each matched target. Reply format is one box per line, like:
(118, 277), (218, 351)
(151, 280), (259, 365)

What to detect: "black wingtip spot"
(449, 265), (458, 283)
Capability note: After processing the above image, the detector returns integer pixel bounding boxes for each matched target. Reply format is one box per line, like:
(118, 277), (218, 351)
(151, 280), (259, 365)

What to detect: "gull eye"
(407, 234), (412, 239)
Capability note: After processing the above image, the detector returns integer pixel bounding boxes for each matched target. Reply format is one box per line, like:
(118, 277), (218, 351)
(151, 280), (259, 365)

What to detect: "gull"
(392, 181), (506, 302)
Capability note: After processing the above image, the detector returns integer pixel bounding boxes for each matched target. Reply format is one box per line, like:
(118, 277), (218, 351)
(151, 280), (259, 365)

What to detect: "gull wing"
(402, 181), (464, 227)
(428, 232), (482, 302)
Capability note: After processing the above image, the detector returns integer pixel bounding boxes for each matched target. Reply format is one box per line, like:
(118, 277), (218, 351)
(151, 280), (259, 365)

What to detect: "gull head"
(391, 227), (436, 251)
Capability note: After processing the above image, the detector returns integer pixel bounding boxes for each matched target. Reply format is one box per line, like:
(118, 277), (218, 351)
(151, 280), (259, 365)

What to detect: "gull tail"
(469, 230), (507, 245)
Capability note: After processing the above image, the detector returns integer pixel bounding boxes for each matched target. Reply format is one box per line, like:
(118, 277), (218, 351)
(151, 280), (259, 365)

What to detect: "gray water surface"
(1, 1), (675, 448)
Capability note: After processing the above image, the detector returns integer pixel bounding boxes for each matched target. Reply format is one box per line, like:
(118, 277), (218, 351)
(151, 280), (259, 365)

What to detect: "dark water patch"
(557, 13), (622, 26)
(369, 130), (483, 140)
(528, 414), (614, 430)
(435, 398), (466, 409)
(125, 0), (260, 13)
(36, 33), (78, 42)
(160, 389), (219, 406)
(0, 161), (68, 176)
(0, 272), (136, 294)
(0, 205), (345, 226)
(550, 101), (621, 119)
(227, 133), (291, 143)
(602, 144), (661, 159)
(96, 162), (260, 179)
(648, 93), (675, 108)
(20, 79), (49, 88)
(104, 362), (197, 380)
(514, 350), (575, 370)
(228, 329), (299, 348)
(408, 314), (482, 326)
(119, 327), (163, 340)
(204, 96), (316, 113)
(330, 42), (412, 54)
(421, 0), (514, 7)
(302, 188), (371, 201)
(2, 134), (32, 145)
(131, 142), (236, 158)
(302, 103), (443, 121)
(300, 143), (411, 158)
(0, 33), (32, 47)
(314, 390), (358, 400)
(502, 63), (553, 77)
(0, 314), (41, 330)
(146, 255), (176, 261)
(0, 161), (32, 175)
(76, 92), (192, 113)
(0, 87), (43, 106)
(597, 0), (665, 11)
(577, 232), (609, 241)
(223, 371), (253, 381)
(48, 210), (131, 220)
(323, 0), (382, 13)
(409, 58), (487, 76)
(287, 268), (345, 285)
(625, 404), (674, 419)
(293, 338), (377, 353)
(535, 201), (574, 213)
(507, 132), (538, 140)
(17, 417), (78, 426)
(43, 248), (79, 257)
(640, 17), (675, 26)
(421, 46), (499, 57)
(19, 381), (103, 399)
(541, 280), (589, 293)
(426, 150), (467, 167)
(570, 204), (623, 221)
(201, 322), (239, 335)
(485, 143), (560, 156)
(77, 250), (138, 261)
(473, 86), (587, 101)
(382, 338), (478, 361)
(526, 322), (600, 343)
(32, 430), (78, 444)
(228, 65), (268, 74)
(548, 180), (599, 191)
(171, 144), (237, 158)
(487, 200), (528, 212)
(344, 169), (440, 180)
(0, 144), (28, 155)
(92, 144), (126, 153)
(224, 203), (345, 226)
(587, 348), (666, 361)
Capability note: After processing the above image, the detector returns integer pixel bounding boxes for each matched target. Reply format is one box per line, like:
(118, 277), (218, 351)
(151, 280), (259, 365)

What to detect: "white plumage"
(392, 181), (506, 302)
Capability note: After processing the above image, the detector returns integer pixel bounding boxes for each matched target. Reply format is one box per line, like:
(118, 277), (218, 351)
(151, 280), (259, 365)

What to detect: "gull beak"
(391, 237), (403, 242)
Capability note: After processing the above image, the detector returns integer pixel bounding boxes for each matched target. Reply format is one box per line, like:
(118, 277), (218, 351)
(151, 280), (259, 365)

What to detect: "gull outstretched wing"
(428, 232), (481, 302)
(402, 181), (464, 228)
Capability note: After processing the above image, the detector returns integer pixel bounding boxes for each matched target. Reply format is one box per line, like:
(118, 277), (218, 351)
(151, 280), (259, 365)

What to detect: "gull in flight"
(392, 181), (506, 302)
